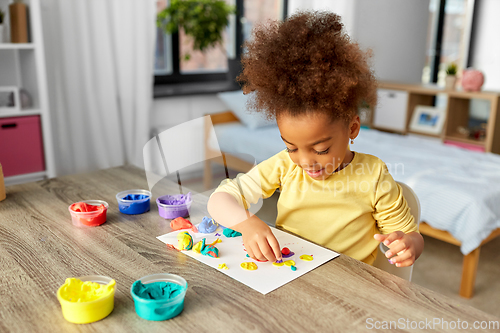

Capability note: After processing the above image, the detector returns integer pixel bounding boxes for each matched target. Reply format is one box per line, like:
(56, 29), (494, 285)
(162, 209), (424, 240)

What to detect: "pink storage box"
(0, 116), (45, 177)
(444, 140), (485, 153)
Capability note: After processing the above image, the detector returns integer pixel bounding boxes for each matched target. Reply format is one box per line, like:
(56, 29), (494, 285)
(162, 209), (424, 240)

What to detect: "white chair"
(372, 182), (421, 281)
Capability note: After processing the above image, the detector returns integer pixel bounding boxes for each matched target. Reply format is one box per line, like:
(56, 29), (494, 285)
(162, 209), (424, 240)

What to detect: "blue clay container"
(116, 190), (151, 215)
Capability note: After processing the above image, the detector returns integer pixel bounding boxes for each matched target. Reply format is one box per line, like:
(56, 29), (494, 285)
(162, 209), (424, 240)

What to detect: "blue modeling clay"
(198, 216), (218, 233)
(119, 194), (150, 215)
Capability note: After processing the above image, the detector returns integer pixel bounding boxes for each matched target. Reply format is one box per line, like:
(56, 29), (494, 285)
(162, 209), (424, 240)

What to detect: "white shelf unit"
(0, 0), (55, 183)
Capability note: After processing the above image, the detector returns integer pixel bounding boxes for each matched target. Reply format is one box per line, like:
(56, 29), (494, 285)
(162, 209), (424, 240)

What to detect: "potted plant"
(157, 0), (236, 61)
(445, 62), (457, 90)
(0, 8), (5, 43)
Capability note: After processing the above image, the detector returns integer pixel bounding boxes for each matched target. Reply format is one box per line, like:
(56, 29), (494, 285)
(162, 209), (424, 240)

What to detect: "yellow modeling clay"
(218, 263), (228, 270)
(240, 262), (258, 270)
(284, 260), (295, 266)
(177, 231), (193, 250)
(208, 238), (221, 246)
(300, 255), (313, 261)
(192, 240), (203, 253)
(272, 262), (285, 267)
(59, 278), (115, 302)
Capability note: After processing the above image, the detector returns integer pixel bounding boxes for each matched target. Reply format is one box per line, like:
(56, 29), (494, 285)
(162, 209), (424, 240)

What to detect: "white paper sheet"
(157, 226), (340, 295)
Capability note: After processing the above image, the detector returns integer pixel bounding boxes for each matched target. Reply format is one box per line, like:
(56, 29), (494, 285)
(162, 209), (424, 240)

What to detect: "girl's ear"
(349, 115), (361, 140)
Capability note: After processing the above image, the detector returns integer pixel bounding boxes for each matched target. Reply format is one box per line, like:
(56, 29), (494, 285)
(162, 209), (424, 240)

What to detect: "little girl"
(207, 11), (423, 267)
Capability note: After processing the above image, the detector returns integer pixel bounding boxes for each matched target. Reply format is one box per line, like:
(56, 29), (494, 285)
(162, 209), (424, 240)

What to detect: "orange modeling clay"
(170, 217), (197, 232)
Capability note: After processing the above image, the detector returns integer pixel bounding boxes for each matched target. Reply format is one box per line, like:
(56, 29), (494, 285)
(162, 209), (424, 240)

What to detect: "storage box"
(373, 89), (409, 132)
(0, 116), (45, 177)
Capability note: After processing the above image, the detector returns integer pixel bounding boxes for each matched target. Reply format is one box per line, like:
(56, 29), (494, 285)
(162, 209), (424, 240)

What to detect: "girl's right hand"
(233, 215), (282, 262)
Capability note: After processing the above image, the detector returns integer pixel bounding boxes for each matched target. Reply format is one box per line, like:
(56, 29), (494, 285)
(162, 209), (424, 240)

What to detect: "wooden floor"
(419, 222), (500, 298)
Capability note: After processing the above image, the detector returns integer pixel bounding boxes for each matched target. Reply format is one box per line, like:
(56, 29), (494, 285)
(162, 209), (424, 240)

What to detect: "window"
(154, 0), (287, 92)
(422, 0), (476, 85)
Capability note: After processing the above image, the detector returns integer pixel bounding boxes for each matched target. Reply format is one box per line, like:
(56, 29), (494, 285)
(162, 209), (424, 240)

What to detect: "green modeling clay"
(132, 281), (184, 300)
(223, 228), (242, 237)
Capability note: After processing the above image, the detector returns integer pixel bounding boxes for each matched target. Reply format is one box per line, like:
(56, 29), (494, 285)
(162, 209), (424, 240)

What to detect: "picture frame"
(0, 86), (21, 113)
(409, 105), (446, 135)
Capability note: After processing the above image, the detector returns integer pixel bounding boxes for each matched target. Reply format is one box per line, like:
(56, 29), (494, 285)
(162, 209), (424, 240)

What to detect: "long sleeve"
(211, 150), (291, 209)
(372, 163), (418, 234)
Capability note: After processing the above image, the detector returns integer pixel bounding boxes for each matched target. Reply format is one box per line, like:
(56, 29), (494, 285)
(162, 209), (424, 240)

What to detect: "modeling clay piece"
(192, 239), (205, 254)
(201, 245), (219, 258)
(240, 262), (258, 270)
(132, 280), (184, 300)
(119, 194), (150, 215)
(275, 259), (283, 264)
(218, 263), (228, 270)
(291, 266), (297, 271)
(284, 260), (296, 266)
(69, 202), (107, 226)
(170, 217), (195, 231)
(208, 238), (222, 246)
(158, 193), (191, 205)
(300, 255), (314, 261)
(281, 247), (295, 258)
(166, 244), (178, 251)
(59, 278), (115, 302)
(272, 261), (285, 267)
(192, 238), (220, 258)
(198, 216), (219, 233)
(177, 232), (193, 250)
(223, 228), (242, 237)
(157, 192), (192, 219)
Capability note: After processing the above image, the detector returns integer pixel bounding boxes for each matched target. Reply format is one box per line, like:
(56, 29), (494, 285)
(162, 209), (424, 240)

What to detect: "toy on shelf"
(462, 69), (484, 92)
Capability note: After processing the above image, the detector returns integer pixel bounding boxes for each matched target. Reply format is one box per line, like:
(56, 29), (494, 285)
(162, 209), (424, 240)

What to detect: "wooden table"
(1, 166), (498, 332)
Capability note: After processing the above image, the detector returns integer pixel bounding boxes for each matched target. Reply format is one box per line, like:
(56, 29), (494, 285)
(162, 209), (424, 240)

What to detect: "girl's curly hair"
(238, 11), (377, 125)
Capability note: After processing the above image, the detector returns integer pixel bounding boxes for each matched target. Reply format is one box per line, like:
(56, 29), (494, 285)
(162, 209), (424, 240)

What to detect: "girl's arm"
(208, 192), (282, 262)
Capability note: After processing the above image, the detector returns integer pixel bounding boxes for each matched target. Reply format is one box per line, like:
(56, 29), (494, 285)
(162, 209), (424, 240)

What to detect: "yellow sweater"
(212, 150), (418, 264)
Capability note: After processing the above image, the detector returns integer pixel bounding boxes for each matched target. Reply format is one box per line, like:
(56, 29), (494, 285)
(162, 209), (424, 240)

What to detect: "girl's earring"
(350, 138), (354, 144)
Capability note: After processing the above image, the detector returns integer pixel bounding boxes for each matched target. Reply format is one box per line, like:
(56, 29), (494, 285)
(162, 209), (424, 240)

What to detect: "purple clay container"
(156, 192), (192, 219)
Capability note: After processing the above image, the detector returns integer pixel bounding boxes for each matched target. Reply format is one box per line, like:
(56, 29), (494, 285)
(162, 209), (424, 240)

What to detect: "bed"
(204, 110), (500, 298)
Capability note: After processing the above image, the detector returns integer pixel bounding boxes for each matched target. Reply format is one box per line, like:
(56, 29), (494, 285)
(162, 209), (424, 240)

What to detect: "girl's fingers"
(245, 244), (256, 260)
(257, 239), (275, 262)
(393, 257), (415, 268)
(382, 231), (404, 246)
(390, 250), (414, 265)
(266, 234), (282, 261)
(385, 241), (407, 258)
(251, 243), (267, 262)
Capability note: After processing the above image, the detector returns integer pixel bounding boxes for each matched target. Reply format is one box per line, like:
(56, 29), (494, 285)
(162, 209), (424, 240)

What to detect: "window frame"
(154, 0), (288, 93)
(428, 0), (477, 83)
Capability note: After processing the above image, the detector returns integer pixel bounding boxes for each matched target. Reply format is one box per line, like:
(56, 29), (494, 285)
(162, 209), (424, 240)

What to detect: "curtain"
(40, 0), (156, 176)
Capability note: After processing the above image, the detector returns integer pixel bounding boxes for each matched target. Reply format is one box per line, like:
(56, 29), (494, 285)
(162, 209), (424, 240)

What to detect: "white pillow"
(217, 90), (276, 129)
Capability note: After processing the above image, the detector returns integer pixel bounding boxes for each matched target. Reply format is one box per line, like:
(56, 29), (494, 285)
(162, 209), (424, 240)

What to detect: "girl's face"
(277, 112), (360, 180)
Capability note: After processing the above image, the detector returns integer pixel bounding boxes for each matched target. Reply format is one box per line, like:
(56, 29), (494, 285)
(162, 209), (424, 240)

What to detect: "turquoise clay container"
(130, 273), (187, 321)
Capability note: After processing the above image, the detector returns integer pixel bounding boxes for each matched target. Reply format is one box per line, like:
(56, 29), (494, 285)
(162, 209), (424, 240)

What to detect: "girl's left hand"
(374, 231), (417, 267)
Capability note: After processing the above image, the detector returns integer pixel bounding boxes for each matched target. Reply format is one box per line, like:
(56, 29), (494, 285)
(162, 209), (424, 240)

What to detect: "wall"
(288, 0), (430, 83)
(353, 0), (429, 83)
(151, 94), (226, 133)
(470, 0), (500, 91)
